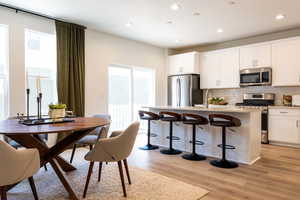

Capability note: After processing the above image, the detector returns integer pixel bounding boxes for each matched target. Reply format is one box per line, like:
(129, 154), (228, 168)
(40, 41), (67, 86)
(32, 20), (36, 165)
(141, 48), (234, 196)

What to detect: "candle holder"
(19, 89), (75, 126)
(26, 88), (30, 120)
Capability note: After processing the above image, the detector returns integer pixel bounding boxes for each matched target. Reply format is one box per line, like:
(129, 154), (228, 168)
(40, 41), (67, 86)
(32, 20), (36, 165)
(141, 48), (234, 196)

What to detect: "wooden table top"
(0, 117), (111, 135)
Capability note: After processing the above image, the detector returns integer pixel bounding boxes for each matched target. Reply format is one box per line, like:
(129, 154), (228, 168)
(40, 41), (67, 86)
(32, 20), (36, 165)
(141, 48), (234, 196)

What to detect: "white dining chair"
(0, 140), (40, 200)
(82, 121), (140, 198)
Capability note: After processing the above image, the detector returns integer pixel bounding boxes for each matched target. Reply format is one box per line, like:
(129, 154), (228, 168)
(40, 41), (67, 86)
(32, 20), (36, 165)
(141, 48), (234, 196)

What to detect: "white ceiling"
(1, 0), (300, 48)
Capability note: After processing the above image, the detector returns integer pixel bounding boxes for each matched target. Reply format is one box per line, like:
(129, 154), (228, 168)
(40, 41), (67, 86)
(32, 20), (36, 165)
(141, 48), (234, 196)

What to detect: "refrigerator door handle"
(176, 78), (180, 106)
(189, 76), (192, 106)
(178, 78), (181, 106)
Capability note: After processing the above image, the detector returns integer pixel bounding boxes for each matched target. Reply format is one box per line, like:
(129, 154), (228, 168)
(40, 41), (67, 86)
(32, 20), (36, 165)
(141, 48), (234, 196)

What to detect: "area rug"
(8, 149), (209, 200)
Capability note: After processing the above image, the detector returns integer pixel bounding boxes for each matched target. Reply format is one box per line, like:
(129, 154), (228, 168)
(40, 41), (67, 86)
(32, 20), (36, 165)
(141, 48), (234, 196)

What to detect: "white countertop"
(144, 105), (261, 113)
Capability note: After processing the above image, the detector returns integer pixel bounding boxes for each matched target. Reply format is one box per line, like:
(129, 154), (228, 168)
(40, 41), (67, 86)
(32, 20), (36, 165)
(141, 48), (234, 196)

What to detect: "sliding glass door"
(0, 25), (9, 120)
(108, 65), (155, 131)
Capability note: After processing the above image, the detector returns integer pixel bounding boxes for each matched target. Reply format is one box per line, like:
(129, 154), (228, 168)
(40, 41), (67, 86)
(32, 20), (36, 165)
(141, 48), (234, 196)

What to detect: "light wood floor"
(128, 136), (300, 200)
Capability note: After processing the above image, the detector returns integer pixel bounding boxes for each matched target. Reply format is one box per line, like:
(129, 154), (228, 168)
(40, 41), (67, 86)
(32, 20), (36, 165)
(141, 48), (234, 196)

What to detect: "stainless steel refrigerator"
(168, 74), (203, 107)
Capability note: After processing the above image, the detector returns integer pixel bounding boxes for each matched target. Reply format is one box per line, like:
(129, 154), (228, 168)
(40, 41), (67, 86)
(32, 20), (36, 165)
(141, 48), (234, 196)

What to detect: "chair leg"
(28, 177), (39, 200)
(70, 144), (77, 163)
(83, 161), (94, 198)
(1, 186), (7, 200)
(123, 159), (131, 184)
(117, 161), (127, 197)
(98, 162), (103, 182)
(89, 144), (93, 150)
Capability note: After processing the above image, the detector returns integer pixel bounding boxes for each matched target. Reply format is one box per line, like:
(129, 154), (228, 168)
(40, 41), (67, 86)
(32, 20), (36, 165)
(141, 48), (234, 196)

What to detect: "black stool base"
(210, 159), (239, 169)
(182, 153), (206, 161)
(160, 148), (182, 155)
(139, 144), (159, 150)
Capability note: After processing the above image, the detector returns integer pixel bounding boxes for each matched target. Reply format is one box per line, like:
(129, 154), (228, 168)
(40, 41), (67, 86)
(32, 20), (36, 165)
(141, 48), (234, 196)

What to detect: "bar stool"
(209, 114), (241, 169)
(181, 113), (208, 161)
(159, 111), (182, 155)
(138, 111), (160, 150)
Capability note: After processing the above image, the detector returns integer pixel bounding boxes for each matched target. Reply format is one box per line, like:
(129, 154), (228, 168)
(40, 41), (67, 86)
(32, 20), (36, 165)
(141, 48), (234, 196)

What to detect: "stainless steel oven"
(236, 93), (275, 144)
(240, 67), (272, 86)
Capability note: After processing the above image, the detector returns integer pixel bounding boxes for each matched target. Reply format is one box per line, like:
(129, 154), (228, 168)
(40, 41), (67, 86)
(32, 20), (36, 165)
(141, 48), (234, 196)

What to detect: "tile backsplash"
(205, 86), (300, 105)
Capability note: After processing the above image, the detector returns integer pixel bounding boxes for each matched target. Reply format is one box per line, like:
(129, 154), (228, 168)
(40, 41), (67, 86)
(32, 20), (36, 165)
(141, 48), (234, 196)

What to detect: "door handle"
(176, 78), (180, 106)
(178, 78), (181, 106)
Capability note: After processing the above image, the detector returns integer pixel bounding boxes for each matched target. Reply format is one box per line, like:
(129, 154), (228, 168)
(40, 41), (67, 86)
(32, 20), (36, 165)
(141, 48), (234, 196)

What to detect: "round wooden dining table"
(0, 117), (110, 200)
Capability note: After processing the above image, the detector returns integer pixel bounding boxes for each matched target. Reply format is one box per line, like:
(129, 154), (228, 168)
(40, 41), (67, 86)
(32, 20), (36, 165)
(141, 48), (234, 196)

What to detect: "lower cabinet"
(269, 109), (300, 144)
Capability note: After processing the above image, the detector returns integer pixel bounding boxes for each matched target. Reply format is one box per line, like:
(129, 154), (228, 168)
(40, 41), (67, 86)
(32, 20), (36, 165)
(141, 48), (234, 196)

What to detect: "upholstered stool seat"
(159, 111), (182, 155)
(209, 114), (241, 169)
(138, 111), (160, 150)
(181, 113), (208, 161)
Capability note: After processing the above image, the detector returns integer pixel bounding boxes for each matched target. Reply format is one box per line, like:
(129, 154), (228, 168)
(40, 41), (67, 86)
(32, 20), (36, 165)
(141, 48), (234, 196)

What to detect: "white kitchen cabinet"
(219, 48), (240, 88)
(199, 51), (219, 89)
(240, 43), (271, 69)
(168, 52), (200, 75)
(269, 108), (300, 144)
(272, 38), (300, 86)
(199, 48), (239, 89)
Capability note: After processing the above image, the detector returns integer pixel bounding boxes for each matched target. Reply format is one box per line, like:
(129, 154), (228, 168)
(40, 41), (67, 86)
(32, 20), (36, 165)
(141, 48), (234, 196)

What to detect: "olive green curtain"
(55, 20), (85, 142)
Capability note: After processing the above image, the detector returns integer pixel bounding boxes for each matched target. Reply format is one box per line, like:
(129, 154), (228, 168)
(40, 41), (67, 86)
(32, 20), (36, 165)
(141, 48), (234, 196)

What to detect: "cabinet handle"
(298, 75), (300, 82)
(229, 128), (236, 133)
(280, 111), (288, 114)
(252, 59), (258, 67)
(297, 120), (299, 128)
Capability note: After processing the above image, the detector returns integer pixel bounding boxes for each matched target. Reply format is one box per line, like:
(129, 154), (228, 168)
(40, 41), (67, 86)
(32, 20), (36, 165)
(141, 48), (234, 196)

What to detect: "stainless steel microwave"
(240, 67), (272, 86)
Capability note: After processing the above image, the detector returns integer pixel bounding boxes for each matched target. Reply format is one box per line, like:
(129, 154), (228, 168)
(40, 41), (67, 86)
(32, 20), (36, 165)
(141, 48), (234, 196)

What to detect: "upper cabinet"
(199, 48), (240, 89)
(272, 38), (300, 86)
(168, 52), (200, 75)
(239, 43), (271, 69)
(199, 51), (219, 89)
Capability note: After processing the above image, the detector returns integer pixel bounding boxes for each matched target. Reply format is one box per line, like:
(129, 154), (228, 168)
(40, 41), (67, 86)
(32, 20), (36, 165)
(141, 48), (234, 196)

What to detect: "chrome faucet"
(205, 89), (209, 108)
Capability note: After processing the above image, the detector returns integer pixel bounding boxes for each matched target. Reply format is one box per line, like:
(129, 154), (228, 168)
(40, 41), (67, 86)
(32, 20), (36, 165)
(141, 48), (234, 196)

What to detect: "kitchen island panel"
(145, 107), (261, 165)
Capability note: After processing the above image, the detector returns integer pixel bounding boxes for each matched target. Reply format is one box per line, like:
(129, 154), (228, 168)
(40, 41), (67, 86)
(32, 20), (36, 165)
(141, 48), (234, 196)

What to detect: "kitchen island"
(143, 106), (261, 165)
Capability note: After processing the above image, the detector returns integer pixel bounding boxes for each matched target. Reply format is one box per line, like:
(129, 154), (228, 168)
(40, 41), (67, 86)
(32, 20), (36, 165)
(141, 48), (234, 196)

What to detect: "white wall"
(85, 29), (167, 116)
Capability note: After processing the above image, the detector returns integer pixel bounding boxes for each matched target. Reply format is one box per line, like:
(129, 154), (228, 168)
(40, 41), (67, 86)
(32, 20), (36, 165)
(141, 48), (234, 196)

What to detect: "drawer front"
(269, 109), (300, 116)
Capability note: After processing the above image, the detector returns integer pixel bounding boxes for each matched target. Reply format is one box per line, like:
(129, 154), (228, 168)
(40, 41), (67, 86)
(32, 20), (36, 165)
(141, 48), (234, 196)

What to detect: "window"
(25, 29), (57, 115)
(0, 25), (9, 120)
(108, 65), (155, 131)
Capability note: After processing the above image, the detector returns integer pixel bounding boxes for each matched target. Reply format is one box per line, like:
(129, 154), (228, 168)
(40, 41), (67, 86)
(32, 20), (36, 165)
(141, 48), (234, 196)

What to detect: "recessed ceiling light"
(171, 3), (181, 11)
(175, 40), (180, 43)
(276, 14), (285, 20)
(217, 28), (223, 33)
(125, 22), (133, 27)
(193, 12), (200, 16)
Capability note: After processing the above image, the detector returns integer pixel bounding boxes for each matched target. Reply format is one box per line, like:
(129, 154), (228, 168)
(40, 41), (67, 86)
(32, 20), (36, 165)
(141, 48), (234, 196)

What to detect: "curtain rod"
(0, 3), (87, 29)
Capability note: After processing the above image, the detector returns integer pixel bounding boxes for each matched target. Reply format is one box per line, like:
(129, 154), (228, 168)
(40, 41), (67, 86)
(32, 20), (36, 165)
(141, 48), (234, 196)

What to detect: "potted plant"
(48, 103), (67, 119)
(208, 97), (228, 105)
